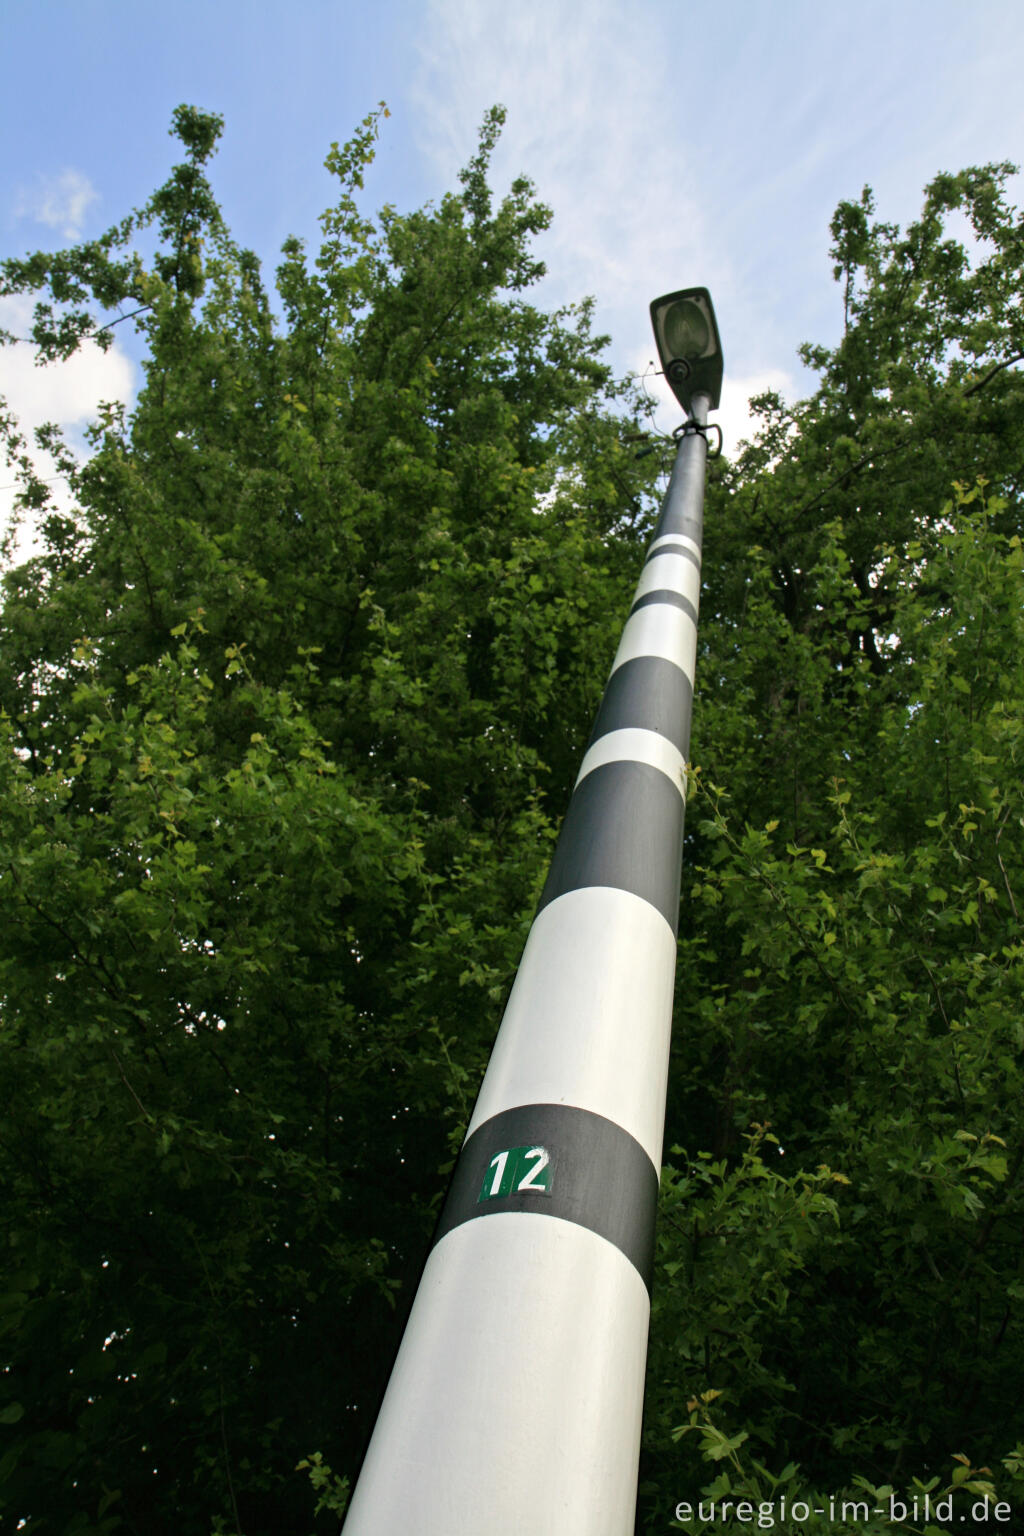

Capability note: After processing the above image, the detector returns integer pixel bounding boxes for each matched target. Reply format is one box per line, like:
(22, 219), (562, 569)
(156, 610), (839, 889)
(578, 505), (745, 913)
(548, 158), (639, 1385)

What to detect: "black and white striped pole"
(342, 288), (723, 1536)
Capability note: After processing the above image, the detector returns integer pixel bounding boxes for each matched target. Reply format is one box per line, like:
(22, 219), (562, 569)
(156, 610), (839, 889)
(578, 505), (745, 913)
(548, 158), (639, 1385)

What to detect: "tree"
(0, 105), (654, 1535)
(641, 164), (1024, 1532)
(4, 104), (1024, 1536)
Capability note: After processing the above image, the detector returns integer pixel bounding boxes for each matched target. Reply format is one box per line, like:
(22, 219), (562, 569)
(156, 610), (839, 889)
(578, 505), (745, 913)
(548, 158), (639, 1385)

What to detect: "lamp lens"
(664, 299), (710, 361)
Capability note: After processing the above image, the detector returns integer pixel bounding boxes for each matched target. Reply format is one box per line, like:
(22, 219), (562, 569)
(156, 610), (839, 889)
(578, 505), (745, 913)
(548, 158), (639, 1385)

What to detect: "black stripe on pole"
(432, 1102), (660, 1292)
(644, 539), (701, 570)
(657, 440), (707, 547)
(588, 656), (694, 758)
(629, 589), (698, 625)
(537, 759), (684, 930)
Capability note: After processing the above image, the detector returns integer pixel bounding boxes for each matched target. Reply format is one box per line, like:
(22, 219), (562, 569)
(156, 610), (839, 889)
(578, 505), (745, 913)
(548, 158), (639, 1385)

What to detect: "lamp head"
(650, 286), (723, 414)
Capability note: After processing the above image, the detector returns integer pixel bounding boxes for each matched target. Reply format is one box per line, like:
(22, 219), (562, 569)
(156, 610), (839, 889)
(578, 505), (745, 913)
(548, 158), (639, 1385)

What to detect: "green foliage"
(294, 1451), (350, 1524)
(642, 163), (1024, 1530)
(0, 105), (653, 1534)
(4, 106), (1024, 1536)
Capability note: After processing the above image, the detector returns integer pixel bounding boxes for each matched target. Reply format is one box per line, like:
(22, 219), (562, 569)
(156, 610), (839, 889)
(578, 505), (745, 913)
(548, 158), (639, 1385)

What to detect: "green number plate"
(478, 1144), (553, 1201)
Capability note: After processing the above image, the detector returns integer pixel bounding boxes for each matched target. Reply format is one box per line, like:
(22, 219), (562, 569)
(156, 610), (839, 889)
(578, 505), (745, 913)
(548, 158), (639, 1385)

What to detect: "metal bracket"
(672, 420), (723, 459)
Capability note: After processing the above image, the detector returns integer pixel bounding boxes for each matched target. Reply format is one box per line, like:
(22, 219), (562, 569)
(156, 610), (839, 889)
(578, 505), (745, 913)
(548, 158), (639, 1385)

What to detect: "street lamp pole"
(342, 289), (722, 1536)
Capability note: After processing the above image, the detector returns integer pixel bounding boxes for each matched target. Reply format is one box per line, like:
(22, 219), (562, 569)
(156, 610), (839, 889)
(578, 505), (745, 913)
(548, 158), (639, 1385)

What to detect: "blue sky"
(3, 0), (1024, 536)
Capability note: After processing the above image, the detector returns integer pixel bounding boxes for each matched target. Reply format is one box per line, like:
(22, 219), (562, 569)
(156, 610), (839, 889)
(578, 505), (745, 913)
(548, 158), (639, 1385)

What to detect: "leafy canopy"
(0, 102), (654, 1536)
(4, 103), (1024, 1536)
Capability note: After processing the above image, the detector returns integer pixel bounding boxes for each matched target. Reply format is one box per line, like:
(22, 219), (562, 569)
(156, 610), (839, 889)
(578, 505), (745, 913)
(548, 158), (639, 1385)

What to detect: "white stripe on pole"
(343, 1215), (650, 1536)
(609, 602), (698, 679)
(648, 531), (702, 562)
(575, 726), (687, 799)
(465, 885), (677, 1165)
(632, 553), (702, 608)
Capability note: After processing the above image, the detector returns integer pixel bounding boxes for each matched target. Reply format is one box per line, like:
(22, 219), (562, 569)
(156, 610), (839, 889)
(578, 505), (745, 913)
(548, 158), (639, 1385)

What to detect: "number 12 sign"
(478, 1144), (553, 1202)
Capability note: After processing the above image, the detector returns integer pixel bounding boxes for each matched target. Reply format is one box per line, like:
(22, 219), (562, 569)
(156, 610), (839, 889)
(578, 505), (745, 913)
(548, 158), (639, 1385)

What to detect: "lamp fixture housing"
(650, 286), (723, 414)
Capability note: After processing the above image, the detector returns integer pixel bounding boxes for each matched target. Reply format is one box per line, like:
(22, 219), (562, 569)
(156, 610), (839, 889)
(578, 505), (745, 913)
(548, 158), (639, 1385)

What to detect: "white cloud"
(409, 0), (1024, 443)
(716, 369), (797, 460)
(16, 168), (99, 241)
(412, 0), (725, 380)
(0, 294), (136, 563)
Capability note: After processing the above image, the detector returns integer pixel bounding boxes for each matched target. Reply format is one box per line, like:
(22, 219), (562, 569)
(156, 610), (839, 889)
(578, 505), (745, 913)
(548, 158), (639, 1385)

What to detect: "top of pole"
(688, 392), (710, 428)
